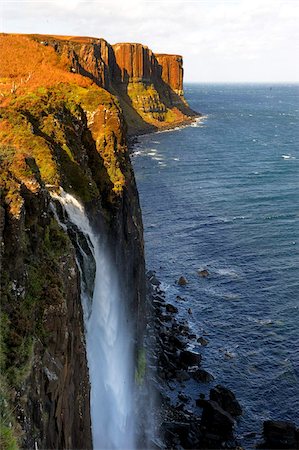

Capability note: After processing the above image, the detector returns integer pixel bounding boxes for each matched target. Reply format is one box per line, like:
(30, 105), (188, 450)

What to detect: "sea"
(131, 83), (299, 447)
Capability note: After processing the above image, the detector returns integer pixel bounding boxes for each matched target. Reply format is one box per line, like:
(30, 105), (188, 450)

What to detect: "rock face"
(112, 42), (157, 83)
(0, 176), (91, 449)
(30, 34), (198, 134)
(44, 36), (113, 89)
(156, 53), (184, 95)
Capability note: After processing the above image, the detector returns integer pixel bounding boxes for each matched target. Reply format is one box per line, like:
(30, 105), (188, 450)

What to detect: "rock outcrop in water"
(0, 32), (197, 448)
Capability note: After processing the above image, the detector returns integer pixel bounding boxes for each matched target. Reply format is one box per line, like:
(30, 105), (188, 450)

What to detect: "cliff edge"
(0, 33), (197, 449)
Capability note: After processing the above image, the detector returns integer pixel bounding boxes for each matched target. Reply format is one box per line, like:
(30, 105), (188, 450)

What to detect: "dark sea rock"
(169, 335), (187, 350)
(166, 303), (179, 313)
(210, 385), (242, 416)
(259, 420), (299, 449)
(198, 269), (209, 277)
(178, 276), (188, 286)
(192, 368), (214, 383)
(200, 400), (235, 444)
(179, 350), (202, 367)
(197, 336), (209, 346)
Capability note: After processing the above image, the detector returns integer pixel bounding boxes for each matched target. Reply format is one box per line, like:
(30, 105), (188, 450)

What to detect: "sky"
(1, 0), (299, 82)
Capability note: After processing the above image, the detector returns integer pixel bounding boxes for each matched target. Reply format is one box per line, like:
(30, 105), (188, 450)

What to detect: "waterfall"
(52, 190), (136, 450)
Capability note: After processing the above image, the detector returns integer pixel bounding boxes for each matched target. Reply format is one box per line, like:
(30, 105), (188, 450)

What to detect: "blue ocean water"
(132, 84), (299, 446)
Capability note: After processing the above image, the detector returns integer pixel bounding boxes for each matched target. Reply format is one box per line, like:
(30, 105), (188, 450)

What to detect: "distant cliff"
(0, 33), (197, 449)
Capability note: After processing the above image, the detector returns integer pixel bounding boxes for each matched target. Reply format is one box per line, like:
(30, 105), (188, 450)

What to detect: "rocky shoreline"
(144, 271), (299, 450)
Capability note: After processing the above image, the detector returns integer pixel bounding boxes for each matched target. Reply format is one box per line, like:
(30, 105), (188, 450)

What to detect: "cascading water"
(52, 190), (136, 449)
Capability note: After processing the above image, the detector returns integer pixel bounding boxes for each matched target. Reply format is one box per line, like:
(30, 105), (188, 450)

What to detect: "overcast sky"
(1, 0), (299, 82)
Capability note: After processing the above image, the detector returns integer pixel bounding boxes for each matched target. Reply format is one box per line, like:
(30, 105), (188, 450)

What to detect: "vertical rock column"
(155, 54), (184, 96)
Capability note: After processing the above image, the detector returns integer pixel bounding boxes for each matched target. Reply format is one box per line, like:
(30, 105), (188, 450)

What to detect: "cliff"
(0, 33), (196, 449)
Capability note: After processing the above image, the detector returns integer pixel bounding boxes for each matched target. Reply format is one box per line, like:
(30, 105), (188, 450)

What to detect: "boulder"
(166, 303), (178, 314)
(191, 368), (214, 383)
(209, 385), (242, 416)
(197, 336), (209, 346)
(178, 276), (188, 286)
(176, 370), (191, 382)
(198, 269), (209, 277)
(149, 274), (161, 286)
(179, 350), (202, 367)
(201, 400), (235, 442)
(169, 335), (186, 350)
(262, 420), (299, 449)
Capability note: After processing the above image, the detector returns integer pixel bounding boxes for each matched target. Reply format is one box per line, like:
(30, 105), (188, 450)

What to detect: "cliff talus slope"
(0, 33), (195, 449)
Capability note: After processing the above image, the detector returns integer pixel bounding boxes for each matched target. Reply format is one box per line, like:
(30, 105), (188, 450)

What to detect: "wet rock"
(150, 274), (161, 286)
(188, 308), (192, 315)
(166, 303), (178, 314)
(260, 420), (299, 449)
(161, 421), (190, 447)
(188, 333), (197, 340)
(160, 314), (173, 322)
(176, 370), (191, 382)
(198, 269), (209, 277)
(179, 350), (202, 367)
(196, 393), (206, 408)
(197, 336), (209, 346)
(178, 393), (189, 403)
(210, 385), (242, 417)
(169, 335), (186, 350)
(201, 400), (235, 443)
(191, 368), (214, 383)
(178, 276), (188, 286)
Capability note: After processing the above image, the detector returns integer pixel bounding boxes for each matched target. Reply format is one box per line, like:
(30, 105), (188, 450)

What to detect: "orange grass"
(0, 34), (93, 103)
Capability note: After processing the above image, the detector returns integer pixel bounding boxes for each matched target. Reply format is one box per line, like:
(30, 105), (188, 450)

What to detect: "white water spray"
(52, 190), (136, 450)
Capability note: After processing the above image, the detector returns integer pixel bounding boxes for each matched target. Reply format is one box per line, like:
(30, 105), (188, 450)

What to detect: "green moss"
(135, 348), (146, 386)
(0, 316), (20, 450)
(0, 425), (19, 450)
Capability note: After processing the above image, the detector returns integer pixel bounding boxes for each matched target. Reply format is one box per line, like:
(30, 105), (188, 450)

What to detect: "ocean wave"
(190, 117), (207, 127)
(282, 154), (296, 160)
(247, 316), (273, 326)
(132, 150), (142, 156)
(215, 268), (240, 278)
(147, 150), (158, 156)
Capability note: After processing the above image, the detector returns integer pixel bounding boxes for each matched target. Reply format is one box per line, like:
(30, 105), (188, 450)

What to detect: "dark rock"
(198, 269), (209, 277)
(179, 350), (202, 367)
(161, 421), (190, 447)
(178, 276), (188, 286)
(201, 400), (235, 442)
(196, 396), (206, 408)
(261, 420), (299, 449)
(176, 370), (191, 382)
(188, 308), (192, 314)
(197, 336), (209, 346)
(153, 293), (165, 302)
(188, 333), (197, 340)
(191, 368), (214, 383)
(178, 393), (189, 403)
(160, 314), (173, 322)
(150, 274), (161, 286)
(166, 303), (178, 314)
(176, 295), (186, 301)
(169, 335), (186, 350)
(210, 385), (242, 416)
